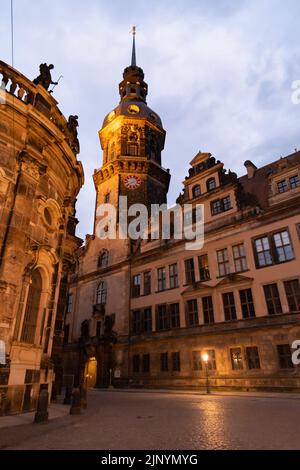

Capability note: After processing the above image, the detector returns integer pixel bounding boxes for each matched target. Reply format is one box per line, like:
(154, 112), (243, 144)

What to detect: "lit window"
(199, 254), (210, 281)
(230, 348), (243, 370)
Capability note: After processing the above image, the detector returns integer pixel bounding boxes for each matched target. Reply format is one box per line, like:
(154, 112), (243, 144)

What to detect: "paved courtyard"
(0, 390), (300, 450)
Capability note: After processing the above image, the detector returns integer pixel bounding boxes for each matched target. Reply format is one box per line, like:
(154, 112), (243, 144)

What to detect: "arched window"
(96, 282), (107, 305)
(110, 142), (115, 161)
(98, 250), (109, 268)
(192, 185), (201, 198)
(21, 269), (43, 344)
(207, 178), (216, 192)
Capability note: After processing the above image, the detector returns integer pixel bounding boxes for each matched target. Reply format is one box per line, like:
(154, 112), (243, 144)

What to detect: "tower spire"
(131, 25), (137, 67)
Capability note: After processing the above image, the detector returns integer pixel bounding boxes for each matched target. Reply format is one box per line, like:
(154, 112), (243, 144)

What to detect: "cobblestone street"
(1, 390), (300, 450)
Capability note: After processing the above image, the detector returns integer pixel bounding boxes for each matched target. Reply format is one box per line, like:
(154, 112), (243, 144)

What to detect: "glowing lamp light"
(202, 353), (209, 363)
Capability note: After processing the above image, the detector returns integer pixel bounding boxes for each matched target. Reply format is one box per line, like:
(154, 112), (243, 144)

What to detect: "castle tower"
(94, 28), (170, 217)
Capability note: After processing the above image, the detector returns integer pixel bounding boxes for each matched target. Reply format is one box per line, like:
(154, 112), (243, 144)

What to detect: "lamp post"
(202, 353), (210, 394)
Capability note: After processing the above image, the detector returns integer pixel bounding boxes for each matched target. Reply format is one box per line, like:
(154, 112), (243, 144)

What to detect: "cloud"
(1, 0), (300, 238)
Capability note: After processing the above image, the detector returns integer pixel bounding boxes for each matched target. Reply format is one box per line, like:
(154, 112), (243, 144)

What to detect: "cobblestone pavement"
(1, 390), (300, 450)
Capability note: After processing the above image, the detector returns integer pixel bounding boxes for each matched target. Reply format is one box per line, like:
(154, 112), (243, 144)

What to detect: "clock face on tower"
(123, 175), (142, 190)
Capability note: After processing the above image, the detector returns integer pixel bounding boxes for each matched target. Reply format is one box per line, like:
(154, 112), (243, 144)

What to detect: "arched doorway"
(85, 357), (97, 388)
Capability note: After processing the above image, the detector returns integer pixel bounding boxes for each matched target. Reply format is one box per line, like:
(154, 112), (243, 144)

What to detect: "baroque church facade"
(63, 40), (300, 391)
(0, 60), (83, 414)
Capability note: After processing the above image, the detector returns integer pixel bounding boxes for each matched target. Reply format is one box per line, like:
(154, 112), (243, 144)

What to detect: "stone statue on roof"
(33, 63), (58, 91)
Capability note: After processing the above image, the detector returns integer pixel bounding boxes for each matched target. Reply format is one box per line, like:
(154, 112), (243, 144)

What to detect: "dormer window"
(192, 185), (201, 198)
(98, 250), (109, 268)
(207, 178), (216, 192)
(276, 175), (300, 194)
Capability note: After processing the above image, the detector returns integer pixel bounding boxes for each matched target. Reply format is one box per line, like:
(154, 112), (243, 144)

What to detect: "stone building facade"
(0, 61), (84, 415)
(65, 47), (300, 391)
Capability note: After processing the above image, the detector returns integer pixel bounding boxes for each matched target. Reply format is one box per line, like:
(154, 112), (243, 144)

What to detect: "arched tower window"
(207, 178), (216, 192)
(96, 282), (107, 305)
(127, 132), (139, 156)
(98, 250), (109, 268)
(192, 185), (201, 198)
(21, 269), (43, 344)
(110, 142), (115, 161)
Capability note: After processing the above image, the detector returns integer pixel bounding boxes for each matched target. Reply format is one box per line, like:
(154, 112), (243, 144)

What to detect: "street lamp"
(202, 353), (210, 394)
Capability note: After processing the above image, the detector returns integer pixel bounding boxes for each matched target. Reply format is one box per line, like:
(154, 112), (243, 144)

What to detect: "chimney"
(244, 160), (257, 179)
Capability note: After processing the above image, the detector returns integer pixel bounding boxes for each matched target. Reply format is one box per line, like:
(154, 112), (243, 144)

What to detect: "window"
(156, 305), (169, 331)
(284, 280), (300, 312)
(206, 350), (217, 370)
(277, 344), (294, 369)
(192, 351), (203, 371)
(143, 308), (152, 333)
(277, 180), (288, 193)
(254, 236), (272, 267)
(96, 321), (102, 337)
(98, 250), (109, 268)
(198, 254), (210, 281)
(202, 296), (214, 324)
(207, 178), (216, 192)
(186, 299), (199, 327)
(239, 289), (256, 319)
(217, 249), (230, 277)
(172, 352), (181, 372)
(144, 272), (151, 296)
(211, 199), (222, 215)
(96, 282), (107, 305)
(246, 347), (260, 369)
(185, 258), (195, 284)
(223, 196), (232, 211)
(274, 231), (294, 262)
(290, 175), (300, 189)
(170, 303), (180, 329)
(160, 353), (168, 372)
(104, 193), (110, 204)
(222, 292), (237, 321)
(169, 264), (179, 289)
(21, 269), (43, 344)
(211, 196), (231, 215)
(254, 230), (294, 267)
(67, 294), (73, 314)
(132, 310), (141, 335)
(157, 268), (166, 292)
(263, 284), (282, 315)
(63, 324), (70, 345)
(109, 143), (115, 161)
(132, 275), (141, 297)
(133, 355), (140, 374)
(192, 185), (201, 198)
(233, 244), (248, 273)
(128, 143), (138, 156)
(142, 354), (150, 373)
(132, 308), (152, 335)
(230, 348), (243, 370)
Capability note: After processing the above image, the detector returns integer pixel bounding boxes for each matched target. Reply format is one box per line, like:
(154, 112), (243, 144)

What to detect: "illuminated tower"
(94, 27), (170, 216)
